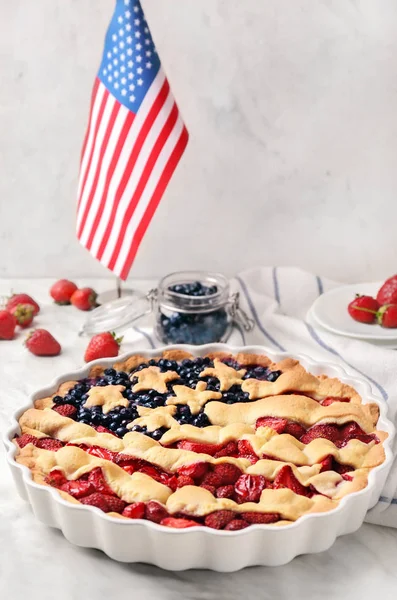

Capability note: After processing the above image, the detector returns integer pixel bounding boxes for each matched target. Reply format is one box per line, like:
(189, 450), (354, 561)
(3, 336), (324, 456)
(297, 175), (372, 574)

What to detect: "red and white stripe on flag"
(76, 70), (188, 280)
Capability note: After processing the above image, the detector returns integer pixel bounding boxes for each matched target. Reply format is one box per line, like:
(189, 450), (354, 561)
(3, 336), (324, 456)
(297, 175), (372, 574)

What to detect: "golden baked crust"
(14, 350), (387, 529)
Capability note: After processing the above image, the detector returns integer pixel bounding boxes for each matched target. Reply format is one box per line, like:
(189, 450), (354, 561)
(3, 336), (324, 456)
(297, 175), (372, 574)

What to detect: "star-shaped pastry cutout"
(127, 405), (178, 432)
(83, 385), (128, 414)
(166, 381), (222, 415)
(200, 359), (246, 391)
(131, 366), (180, 394)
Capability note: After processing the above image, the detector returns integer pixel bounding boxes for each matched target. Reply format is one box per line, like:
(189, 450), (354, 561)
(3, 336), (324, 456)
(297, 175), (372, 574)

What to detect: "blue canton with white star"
(98, 0), (161, 112)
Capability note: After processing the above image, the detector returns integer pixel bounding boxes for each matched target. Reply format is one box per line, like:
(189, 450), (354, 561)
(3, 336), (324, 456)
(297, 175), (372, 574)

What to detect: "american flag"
(77, 0), (188, 280)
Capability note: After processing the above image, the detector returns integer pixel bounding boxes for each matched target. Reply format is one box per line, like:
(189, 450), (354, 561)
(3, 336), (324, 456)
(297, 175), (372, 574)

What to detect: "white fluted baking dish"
(4, 344), (395, 571)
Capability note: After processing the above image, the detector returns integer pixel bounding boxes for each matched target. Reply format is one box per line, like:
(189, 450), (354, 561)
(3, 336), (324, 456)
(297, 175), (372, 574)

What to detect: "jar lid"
(80, 291), (151, 336)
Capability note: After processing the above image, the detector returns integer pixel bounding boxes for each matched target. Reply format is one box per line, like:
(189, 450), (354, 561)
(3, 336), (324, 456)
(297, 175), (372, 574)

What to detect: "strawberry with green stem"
(84, 331), (123, 362)
(347, 295), (379, 324)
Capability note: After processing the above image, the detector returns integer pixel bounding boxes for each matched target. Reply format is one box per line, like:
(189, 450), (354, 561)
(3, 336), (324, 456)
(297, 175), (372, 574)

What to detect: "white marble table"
(1, 279), (397, 599)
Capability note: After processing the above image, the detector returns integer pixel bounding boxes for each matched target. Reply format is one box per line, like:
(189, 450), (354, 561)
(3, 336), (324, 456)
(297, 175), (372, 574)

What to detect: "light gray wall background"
(1, 0), (397, 281)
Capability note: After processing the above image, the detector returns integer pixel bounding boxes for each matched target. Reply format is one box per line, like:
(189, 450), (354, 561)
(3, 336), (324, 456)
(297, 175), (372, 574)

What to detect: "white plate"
(307, 306), (397, 349)
(311, 282), (397, 340)
(3, 344), (395, 570)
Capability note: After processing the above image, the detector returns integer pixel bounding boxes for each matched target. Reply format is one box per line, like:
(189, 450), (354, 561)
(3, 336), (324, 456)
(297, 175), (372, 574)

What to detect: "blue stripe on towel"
(133, 326), (155, 349)
(379, 496), (397, 505)
(272, 267), (281, 305)
(235, 276), (285, 351)
(305, 322), (388, 402)
(316, 275), (324, 295)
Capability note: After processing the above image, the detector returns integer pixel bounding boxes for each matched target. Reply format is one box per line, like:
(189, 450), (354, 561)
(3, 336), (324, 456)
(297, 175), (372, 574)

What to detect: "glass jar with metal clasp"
(81, 271), (254, 344)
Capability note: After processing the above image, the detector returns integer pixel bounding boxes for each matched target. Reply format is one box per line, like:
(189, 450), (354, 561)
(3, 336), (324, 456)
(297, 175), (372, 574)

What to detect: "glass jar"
(155, 271), (233, 344)
(81, 270), (253, 344)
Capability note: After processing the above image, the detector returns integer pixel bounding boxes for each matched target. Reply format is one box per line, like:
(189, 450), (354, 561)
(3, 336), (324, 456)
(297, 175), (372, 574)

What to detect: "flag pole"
(97, 277), (133, 305)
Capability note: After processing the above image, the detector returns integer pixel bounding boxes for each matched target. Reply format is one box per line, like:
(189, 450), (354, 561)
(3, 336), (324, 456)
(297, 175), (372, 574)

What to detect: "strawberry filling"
(255, 418), (379, 447)
(42, 445), (356, 528)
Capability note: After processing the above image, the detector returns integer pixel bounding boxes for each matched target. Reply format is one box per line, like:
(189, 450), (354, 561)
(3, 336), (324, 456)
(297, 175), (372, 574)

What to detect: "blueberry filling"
(52, 358), (282, 438)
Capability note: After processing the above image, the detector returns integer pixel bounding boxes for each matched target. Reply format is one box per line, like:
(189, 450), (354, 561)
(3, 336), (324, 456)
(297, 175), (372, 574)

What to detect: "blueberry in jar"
(156, 273), (232, 345)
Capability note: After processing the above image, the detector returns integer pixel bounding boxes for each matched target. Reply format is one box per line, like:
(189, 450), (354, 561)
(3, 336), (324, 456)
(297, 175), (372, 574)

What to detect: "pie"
(14, 350), (387, 530)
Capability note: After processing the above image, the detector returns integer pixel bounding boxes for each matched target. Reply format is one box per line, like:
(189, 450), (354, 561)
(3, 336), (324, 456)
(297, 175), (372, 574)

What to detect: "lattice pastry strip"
(18, 409), (386, 471)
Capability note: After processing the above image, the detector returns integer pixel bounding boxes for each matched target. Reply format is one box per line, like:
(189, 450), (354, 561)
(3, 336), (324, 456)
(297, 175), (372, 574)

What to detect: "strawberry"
(378, 304), (397, 328)
(211, 463), (242, 486)
(26, 329), (61, 356)
(200, 472), (222, 488)
(86, 446), (117, 461)
(319, 455), (334, 472)
(199, 483), (216, 495)
(256, 416), (288, 433)
(215, 485), (234, 499)
(6, 293), (40, 315)
(95, 425), (115, 435)
(105, 495), (127, 513)
(88, 467), (116, 495)
(145, 501), (168, 523)
(213, 441), (239, 458)
(36, 438), (64, 451)
(334, 462), (353, 475)
(50, 279), (78, 305)
(273, 465), (310, 497)
(60, 480), (95, 499)
(71, 287), (98, 311)
(347, 295), (379, 324)
(122, 502), (146, 519)
(138, 465), (164, 481)
(176, 440), (223, 456)
(16, 433), (39, 448)
(9, 303), (34, 328)
(237, 440), (258, 459)
(204, 510), (235, 530)
(341, 422), (366, 439)
(224, 519), (249, 531)
(160, 517), (199, 528)
(160, 474), (178, 491)
(177, 462), (209, 480)
(321, 396), (350, 406)
(80, 492), (110, 512)
(122, 465), (136, 475)
(45, 469), (67, 487)
(0, 310), (17, 340)
(53, 404), (77, 419)
(300, 424), (340, 445)
(377, 275), (397, 305)
(283, 422), (306, 439)
(241, 512), (280, 524)
(354, 434), (378, 444)
(176, 475), (195, 488)
(234, 474), (267, 503)
(84, 331), (122, 362)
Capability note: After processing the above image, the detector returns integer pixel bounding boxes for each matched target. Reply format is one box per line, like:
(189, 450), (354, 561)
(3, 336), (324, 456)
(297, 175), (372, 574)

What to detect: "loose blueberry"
(130, 424), (144, 433)
(194, 413), (210, 427)
(267, 370), (282, 382)
(151, 428), (164, 441)
(116, 427), (128, 437)
(104, 368), (116, 377)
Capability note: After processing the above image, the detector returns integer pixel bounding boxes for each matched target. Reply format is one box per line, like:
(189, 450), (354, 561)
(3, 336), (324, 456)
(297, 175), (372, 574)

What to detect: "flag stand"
(97, 277), (133, 305)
